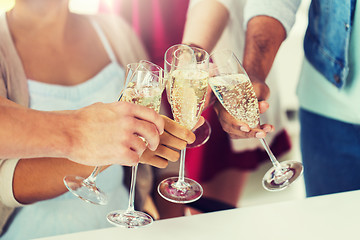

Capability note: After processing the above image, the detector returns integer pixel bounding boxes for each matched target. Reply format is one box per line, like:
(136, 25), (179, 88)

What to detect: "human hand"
(140, 115), (196, 168)
(68, 101), (164, 166)
(249, 76), (270, 102)
(213, 76), (274, 139)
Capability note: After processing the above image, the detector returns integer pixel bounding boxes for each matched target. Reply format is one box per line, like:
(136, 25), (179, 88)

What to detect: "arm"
(212, 16), (287, 139)
(242, 0), (302, 98)
(242, 16), (286, 101)
(182, 0), (229, 53)
(0, 99), (167, 205)
(11, 117), (195, 205)
(182, 0), (275, 138)
(0, 97), (77, 160)
(0, 98), (164, 166)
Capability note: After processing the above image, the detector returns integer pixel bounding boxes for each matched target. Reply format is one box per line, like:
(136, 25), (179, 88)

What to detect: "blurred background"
(0, 0), (311, 208)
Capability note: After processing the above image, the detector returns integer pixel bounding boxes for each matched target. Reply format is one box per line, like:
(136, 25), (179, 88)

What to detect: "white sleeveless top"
(2, 19), (129, 240)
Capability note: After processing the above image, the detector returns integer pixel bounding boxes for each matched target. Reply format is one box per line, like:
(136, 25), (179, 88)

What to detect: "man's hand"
(68, 101), (164, 166)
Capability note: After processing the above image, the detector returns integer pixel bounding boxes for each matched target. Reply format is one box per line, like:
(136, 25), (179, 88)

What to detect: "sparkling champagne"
(168, 69), (208, 130)
(121, 82), (162, 112)
(209, 73), (259, 128)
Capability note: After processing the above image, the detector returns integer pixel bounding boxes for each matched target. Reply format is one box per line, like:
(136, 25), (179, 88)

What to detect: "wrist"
(52, 110), (81, 161)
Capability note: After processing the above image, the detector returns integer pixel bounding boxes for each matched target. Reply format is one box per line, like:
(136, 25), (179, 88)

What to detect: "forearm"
(12, 157), (97, 204)
(242, 16), (286, 82)
(182, 0), (229, 53)
(0, 97), (76, 160)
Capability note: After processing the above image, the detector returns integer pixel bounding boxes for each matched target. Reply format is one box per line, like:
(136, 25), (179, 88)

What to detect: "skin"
(242, 15), (286, 104)
(152, 1), (282, 218)
(2, 0), (195, 204)
(183, 0), (274, 139)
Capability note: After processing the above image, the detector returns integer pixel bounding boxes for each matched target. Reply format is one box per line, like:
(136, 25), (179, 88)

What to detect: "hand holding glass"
(107, 61), (165, 228)
(208, 49), (303, 191)
(157, 44), (209, 203)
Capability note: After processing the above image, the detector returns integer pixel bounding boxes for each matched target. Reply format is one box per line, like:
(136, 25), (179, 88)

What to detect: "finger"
(140, 150), (169, 168)
(192, 116), (205, 131)
(130, 118), (161, 151)
(152, 144), (180, 162)
(117, 150), (141, 166)
(260, 124), (274, 133)
(114, 136), (143, 166)
(161, 115), (196, 144)
(128, 134), (148, 157)
(118, 102), (165, 135)
(216, 104), (251, 132)
(159, 131), (187, 150)
(219, 118), (250, 135)
(228, 128), (266, 139)
(259, 101), (269, 114)
(254, 130), (266, 138)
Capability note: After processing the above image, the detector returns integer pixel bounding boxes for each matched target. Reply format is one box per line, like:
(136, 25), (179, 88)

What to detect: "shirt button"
(345, 23), (350, 30)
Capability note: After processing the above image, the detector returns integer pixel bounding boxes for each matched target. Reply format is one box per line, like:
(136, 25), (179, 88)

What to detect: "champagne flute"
(186, 119), (212, 148)
(208, 49), (303, 191)
(63, 166), (107, 205)
(186, 47), (212, 149)
(107, 61), (165, 228)
(63, 61), (137, 205)
(157, 44), (209, 203)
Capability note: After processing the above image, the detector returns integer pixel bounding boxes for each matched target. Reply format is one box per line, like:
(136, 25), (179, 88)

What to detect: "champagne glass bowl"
(157, 44), (209, 203)
(107, 61), (165, 228)
(208, 49), (303, 191)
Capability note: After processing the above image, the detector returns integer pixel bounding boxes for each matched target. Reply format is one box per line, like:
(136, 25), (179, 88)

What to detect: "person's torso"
(297, 0), (360, 124)
(303, 0), (356, 88)
(1, 18), (129, 240)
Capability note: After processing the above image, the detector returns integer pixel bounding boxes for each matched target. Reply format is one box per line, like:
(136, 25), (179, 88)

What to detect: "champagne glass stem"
(126, 164), (138, 212)
(85, 166), (102, 184)
(178, 149), (186, 183)
(259, 138), (282, 170)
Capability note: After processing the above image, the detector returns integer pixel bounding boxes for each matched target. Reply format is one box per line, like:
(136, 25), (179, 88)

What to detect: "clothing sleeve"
(244, 0), (302, 36)
(0, 158), (23, 207)
(0, 13), (24, 208)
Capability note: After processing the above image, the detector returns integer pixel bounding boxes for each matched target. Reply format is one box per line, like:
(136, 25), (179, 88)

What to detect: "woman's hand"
(213, 78), (274, 139)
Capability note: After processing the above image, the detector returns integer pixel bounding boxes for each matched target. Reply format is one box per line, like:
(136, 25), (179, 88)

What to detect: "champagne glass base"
(63, 175), (108, 205)
(157, 177), (203, 203)
(187, 120), (211, 148)
(262, 160), (303, 191)
(107, 210), (153, 228)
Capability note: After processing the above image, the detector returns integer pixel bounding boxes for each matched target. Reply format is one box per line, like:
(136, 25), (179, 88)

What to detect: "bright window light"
(0, 0), (100, 14)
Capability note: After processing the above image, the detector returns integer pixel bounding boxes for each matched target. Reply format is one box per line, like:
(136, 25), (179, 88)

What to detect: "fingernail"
(256, 132), (265, 138)
(240, 126), (250, 132)
(264, 126), (271, 132)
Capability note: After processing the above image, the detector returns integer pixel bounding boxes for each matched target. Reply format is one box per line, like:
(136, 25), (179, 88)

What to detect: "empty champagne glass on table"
(107, 61), (165, 228)
(208, 49), (303, 191)
(157, 44), (209, 203)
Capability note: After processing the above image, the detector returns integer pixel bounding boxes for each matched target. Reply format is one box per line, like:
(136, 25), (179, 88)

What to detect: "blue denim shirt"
(244, 0), (357, 89)
(304, 0), (356, 88)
